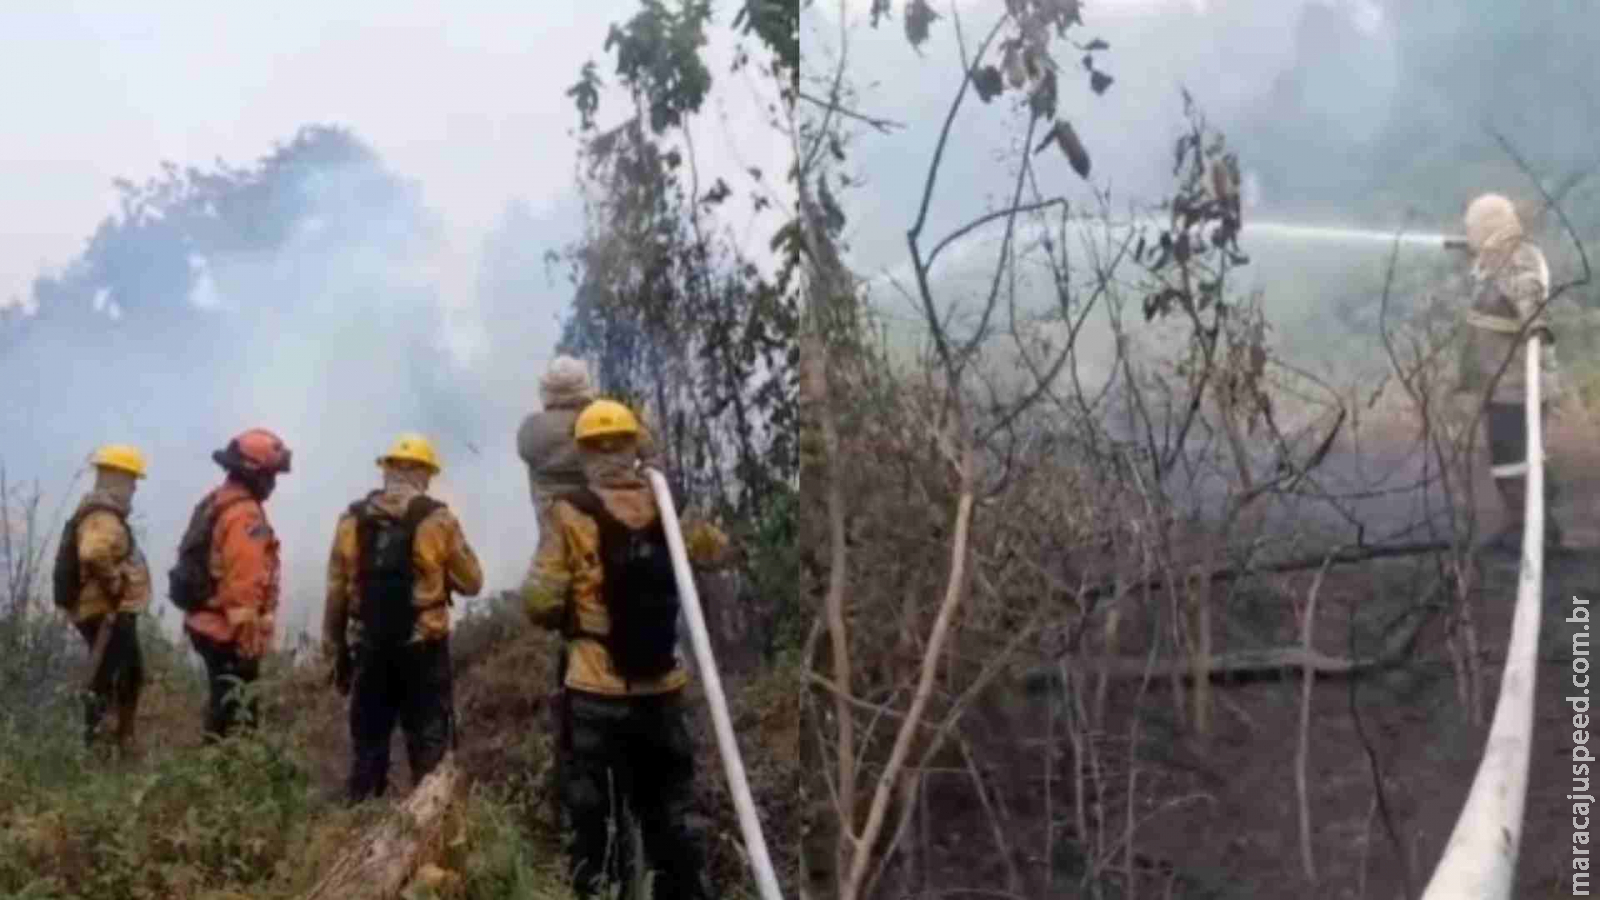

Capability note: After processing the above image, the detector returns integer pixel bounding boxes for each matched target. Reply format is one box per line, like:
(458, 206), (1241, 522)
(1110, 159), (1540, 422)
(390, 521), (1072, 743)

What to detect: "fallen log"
(1069, 540), (1451, 606)
(299, 754), (460, 900)
(1024, 595), (1443, 689)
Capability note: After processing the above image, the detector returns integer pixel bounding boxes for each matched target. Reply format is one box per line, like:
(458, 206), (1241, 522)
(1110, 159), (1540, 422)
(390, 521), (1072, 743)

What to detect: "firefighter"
(1454, 192), (1566, 553)
(323, 433), (483, 804)
(51, 444), (151, 756)
(171, 428), (291, 742)
(521, 398), (727, 900)
(516, 355), (662, 531)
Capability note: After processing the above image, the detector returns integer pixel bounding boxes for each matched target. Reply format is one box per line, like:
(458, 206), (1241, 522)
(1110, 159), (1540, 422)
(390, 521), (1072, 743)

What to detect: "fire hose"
(646, 467), (784, 900)
(1420, 334), (1546, 898)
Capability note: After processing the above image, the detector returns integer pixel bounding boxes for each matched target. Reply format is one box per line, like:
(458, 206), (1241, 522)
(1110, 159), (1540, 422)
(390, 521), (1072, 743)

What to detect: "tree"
(557, 0), (801, 528)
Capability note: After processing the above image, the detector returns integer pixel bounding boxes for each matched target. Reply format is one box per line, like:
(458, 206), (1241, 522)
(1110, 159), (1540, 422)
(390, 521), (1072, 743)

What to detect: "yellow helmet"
(90, 444), (147, 479)
(377, 433), (441, 473)
(574, 399), (641, 443)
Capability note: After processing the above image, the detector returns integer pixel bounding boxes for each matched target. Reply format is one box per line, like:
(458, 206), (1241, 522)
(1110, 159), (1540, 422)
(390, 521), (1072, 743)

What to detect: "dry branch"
(1069, 540), (1449, 605)
(299, 755), (460, 900)
(1024, 596), (1438, 688)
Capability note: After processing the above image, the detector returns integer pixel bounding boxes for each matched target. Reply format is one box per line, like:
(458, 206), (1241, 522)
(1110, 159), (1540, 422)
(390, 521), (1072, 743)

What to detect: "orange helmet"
(213, 428), (292, 475)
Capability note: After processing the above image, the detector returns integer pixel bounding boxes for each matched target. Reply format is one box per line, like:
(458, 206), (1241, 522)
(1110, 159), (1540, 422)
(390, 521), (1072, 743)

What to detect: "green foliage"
(28, 125), (429, 327)
(556, 119), (798, 528)
(743, 483), (802, 657)
(731, 0), (799, 85)
(0, 699), (332, 899)
(601, 0), (714, 135)
(431, 784), (578, 900)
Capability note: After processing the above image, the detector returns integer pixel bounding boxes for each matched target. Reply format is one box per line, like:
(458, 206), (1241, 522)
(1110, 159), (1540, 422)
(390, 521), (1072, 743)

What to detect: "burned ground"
(863, 419), (1599, 899)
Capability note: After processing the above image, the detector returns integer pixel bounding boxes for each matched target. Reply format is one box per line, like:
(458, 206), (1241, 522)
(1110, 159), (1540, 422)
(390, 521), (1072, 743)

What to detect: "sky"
(0, 1), (791, 641)
(0, 2), (791, 341)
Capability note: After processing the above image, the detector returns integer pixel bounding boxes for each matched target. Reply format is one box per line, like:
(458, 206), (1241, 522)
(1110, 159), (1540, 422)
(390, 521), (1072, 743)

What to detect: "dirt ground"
(892, 416), (1600, 898)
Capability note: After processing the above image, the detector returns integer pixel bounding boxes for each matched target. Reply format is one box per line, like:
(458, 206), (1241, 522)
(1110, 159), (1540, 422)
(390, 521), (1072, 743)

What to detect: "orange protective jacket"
(182, 481), (281, 658)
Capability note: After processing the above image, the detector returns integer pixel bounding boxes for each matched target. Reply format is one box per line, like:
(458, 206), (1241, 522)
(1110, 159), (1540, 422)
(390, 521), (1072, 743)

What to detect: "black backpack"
(351, 493), (445, 649)
(168, 493), (252, 613)
(558, 487), (682, 685)
(52, 501), (133, 613)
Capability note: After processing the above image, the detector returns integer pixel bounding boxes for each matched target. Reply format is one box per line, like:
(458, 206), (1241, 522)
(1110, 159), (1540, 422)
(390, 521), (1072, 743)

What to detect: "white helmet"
(1463, 193), (1521, 252)
(539, 354), (596, 409)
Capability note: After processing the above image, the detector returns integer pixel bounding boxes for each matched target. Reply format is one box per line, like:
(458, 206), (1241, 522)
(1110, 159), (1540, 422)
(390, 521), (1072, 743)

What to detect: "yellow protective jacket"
(69, 490), (151, 622)
(521, 464), (694, 697)
(323, 488), (484, 660)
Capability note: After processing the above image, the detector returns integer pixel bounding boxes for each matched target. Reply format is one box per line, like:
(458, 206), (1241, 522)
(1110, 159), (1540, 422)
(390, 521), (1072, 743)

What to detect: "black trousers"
(1486, 402), (1559, 521)
(188, 630), (260, 742)
(560, 689), (708, 900)
(74, 613), (143, 745)
(347, 636), (455, 804)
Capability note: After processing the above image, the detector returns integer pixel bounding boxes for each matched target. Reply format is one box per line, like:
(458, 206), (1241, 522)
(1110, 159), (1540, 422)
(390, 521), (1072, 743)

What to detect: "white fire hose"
(646, 468), (785, 900)
(1420, 336), (1545, 899)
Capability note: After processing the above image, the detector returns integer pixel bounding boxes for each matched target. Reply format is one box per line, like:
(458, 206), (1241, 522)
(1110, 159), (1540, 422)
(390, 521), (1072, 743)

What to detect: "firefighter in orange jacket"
(323, 434), (483, 804)
(172, 428), (291, 741)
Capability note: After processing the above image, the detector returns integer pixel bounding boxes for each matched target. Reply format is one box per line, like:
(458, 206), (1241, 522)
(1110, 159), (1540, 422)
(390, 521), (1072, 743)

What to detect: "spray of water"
(1243, 220), (1454, 246)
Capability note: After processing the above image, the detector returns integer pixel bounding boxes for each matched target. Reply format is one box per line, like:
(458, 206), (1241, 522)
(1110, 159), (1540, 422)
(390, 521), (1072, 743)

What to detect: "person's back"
(520, 400), (708, 900)
(517, 356), (596, 520)
(324, 434), (483, 803)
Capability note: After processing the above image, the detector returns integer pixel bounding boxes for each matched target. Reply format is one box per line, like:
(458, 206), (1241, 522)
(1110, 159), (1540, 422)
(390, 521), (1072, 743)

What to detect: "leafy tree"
(556, 1), (801, 527)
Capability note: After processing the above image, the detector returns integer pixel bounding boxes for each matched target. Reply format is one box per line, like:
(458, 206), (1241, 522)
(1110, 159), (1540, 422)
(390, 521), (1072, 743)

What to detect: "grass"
(0, 584), (797, 900)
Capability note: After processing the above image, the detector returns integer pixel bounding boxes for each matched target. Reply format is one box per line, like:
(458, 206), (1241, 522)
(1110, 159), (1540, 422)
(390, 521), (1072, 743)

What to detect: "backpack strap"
(556, 487), (606, 524)
(403, 495), (445, 529)
(404, 495), (449, 607)
(550, 487), (621, 645)
(206, 494), (256, 548)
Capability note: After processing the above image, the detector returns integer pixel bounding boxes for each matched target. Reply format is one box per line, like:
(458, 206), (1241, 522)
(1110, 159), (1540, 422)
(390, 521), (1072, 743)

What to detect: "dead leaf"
(1055, 121), (1091, 179)
(972, 65), (1004, 103)
(905, 0), (938, 50)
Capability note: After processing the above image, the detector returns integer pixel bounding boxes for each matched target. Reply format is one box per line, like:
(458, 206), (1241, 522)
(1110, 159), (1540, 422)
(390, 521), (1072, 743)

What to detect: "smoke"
(0, 136), (577, 645)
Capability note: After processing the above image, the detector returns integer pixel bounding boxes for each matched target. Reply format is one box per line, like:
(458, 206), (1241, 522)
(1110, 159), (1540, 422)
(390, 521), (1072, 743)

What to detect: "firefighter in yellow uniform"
(51, 444), (152, 756)
(323, 434), (484, 804)
(521, 399), (728, 900)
